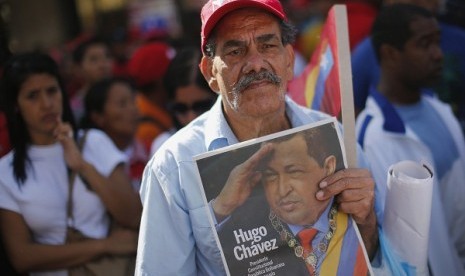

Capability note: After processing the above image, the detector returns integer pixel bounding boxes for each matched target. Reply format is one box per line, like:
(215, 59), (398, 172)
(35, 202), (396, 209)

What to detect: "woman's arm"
(0, 209), (137, 274)
(78, 162), (142, 229)
(56, 124), (142, 230)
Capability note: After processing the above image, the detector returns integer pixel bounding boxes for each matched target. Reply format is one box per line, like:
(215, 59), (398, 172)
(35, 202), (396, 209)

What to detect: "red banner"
(288, 6), (342, 117)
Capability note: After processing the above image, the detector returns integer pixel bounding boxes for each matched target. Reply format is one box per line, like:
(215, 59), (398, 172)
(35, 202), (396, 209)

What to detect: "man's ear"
(199, 56), (220, 93)
(380, 44), (401, 67)
(324, 155), (336, 176)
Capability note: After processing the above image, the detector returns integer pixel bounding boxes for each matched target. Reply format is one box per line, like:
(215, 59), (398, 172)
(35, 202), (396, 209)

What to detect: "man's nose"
(277, 175), (293, 196)
(431, 44), (443, 62)
(242, 49), (267, 74)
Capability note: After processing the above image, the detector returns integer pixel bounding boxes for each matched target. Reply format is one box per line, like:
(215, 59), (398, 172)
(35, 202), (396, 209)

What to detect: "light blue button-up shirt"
(135, 95), (363, 275)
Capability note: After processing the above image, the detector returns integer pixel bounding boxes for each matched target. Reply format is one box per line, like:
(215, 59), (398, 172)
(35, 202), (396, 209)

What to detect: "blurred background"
(0, 0), (206, 54)
(1, 0), (463, 65)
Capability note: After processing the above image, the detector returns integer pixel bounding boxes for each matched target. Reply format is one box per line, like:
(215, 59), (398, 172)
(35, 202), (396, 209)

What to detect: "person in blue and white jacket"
(356, 4), (465, 275)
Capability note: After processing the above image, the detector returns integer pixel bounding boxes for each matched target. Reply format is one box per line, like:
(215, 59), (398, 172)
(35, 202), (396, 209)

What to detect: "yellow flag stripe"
(304, 65), (319, 107)
(320, 211), (348, 275)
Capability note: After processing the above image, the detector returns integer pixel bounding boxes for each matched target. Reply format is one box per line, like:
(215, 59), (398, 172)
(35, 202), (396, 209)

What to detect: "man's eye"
(289, 170), (304, 177)
(263, 172), (277, 182)
(228, 49), (242, 56)
(419, 40), (429, 48)
(418, 38), (435, 49)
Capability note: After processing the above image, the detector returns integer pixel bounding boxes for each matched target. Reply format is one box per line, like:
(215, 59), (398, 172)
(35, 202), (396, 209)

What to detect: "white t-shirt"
(0, 129), (126, 275)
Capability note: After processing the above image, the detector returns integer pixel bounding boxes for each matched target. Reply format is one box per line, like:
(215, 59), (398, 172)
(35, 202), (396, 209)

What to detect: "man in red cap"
(136, 1), (378, 275)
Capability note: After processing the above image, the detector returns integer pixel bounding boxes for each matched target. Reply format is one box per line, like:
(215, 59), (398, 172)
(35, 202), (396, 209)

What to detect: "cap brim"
(202, 0), (286, 51)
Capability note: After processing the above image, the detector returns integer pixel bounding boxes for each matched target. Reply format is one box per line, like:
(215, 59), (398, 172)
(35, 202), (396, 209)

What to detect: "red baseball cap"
(200, 0), (287, 54)
(128, 42), (175, 88)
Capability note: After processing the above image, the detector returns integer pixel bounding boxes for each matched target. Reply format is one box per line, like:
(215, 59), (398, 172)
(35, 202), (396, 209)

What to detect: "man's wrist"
(357, 210), (379, 260)
(212, 198), (233, 223)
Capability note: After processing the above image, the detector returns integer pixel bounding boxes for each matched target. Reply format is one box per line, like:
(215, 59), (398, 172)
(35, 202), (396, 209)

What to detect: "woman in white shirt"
(80, 77), (149, 191)
(0, 53), (141, 275)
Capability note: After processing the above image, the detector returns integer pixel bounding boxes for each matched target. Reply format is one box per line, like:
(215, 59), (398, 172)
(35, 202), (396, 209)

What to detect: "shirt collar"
(204, 95), (309, 151)
(370, 86), (406, 134)
(204, 96), (239, 151)
(370, 86), (435, 134)
(288, 198), (334, 235)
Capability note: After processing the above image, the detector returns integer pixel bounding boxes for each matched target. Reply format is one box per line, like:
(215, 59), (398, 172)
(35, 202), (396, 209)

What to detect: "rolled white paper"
(383, 160), (434, 276)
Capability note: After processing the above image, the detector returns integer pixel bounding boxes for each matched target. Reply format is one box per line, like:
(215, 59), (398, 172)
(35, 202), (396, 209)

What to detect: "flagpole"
(334, 5), (357, 168)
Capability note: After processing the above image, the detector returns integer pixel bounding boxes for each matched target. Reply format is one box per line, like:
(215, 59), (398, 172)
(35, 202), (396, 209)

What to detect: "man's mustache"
(232, 71), (282, 94)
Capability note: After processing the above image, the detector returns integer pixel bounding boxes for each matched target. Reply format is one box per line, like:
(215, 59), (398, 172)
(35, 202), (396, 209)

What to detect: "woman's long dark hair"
(0, 52), (77, 185)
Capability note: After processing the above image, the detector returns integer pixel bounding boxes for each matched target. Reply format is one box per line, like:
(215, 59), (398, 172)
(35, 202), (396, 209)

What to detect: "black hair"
(302, 123), (344, 171)
(265, 122), (344, 171)
(80, 77), (135, 129)
(164, 46), (216, 130)
(72, 35), (111, 65)
(371, 3), (435, 62)
(204, 18), (297, 58)
(0, 52), (77, 184)
(164, 47), (211, 100)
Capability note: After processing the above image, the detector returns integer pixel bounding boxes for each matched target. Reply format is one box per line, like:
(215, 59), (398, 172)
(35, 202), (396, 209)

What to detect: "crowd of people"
(0, 0), (464, 275)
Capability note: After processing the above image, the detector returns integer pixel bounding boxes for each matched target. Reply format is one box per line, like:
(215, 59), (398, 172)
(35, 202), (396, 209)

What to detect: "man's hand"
(316, 168), (378, 259)
(212, 143), (274, 222)
(316, 168), (374, 224)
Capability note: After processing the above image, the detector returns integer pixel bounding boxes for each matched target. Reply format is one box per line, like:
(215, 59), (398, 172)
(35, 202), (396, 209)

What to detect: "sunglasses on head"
(169, 99), (215, 115)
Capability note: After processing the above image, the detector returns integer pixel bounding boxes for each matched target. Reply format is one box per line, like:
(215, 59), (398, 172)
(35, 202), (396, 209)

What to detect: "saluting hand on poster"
(212, 143), (274, 222)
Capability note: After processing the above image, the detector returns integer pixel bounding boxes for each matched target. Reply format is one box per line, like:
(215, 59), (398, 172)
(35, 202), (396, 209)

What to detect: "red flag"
(289, 5), (358, 168)
(288, 5), (342, 117)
